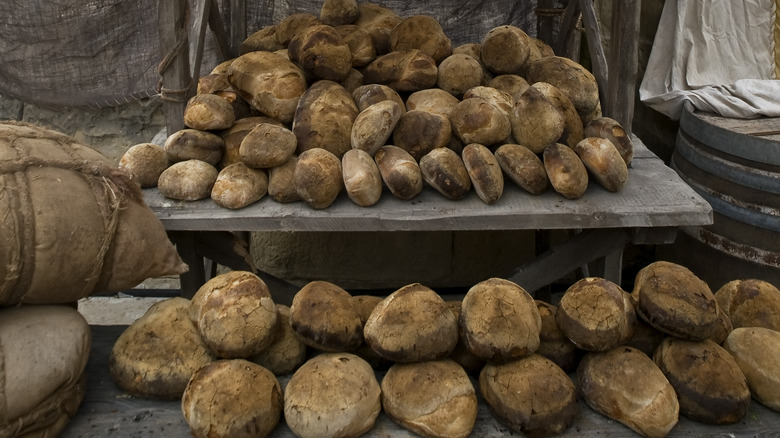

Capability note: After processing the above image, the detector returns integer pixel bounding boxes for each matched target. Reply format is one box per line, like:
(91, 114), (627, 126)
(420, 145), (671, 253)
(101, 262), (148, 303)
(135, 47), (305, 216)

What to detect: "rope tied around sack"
(0, 122), (140, 304)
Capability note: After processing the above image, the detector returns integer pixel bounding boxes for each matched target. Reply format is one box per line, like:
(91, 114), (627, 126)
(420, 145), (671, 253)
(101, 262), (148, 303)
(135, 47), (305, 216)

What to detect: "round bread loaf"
(556, 277), (636, 351)
(452, 42), (482, 61)
(335, 24), (376, 67)
(494, 143), (548, 195)
(389, 15), (451, 63)
(525, 56), (600, 120)
(578, 346), (679, 438)
(352, 83), (406, 113)
(381, 359), (477, 438)
(354, 3), (401, 54)
(284, 353), (381, 438)
(489, 74), (531, 98)
(723, 327), (780, 412)
(342, 148), (383, 207)
(211, 162), (268, 209)
(239, 123), (297, 169)
(710, 304), (735, 345)
(293, 80), (358, 158)
(182, 359), (282, 438)
(573, 137), (629, 192)
(374, 145), (423, 200)
(419, 147), (472, 201)
(543, 143), (588, 200)
(653, 337), (750, 424)
(189, 271), (278, 358)
(288, 24), (353, 81)
(450, 98), (512, 147)
(531, 81), (584, 148)
(480, 354), (579, 436)
(351, 100), (402, 156)
(459, 278), (541, 363)
(462, 143), (504, 205)
(632, 261), (720, 341)
(164, 128), (224, 166)
(715, 278), (780, 331)
(584, 116), (634, 165)
(535, 300), (581, 373)
(267, 156), (300, 203)
(364, 283), (458, 362)
(362, 49), (438, 92)
(240, 25), (284, 54)
(158, 159), (218, 201)
(183, 93), (235, 131)
(275, 12), (322, 45)
(405, 88), (460, 118)
(220, 116), (283, 168)
(294, 148), (343, 209)
(445, 300), (485, 373)
(624, 317), (667, 358)
(392, 109), (451, 161)
(511, 86), (565, 154)
(437, 54), (484, 97)
(480, 25), (532, 75)
(339, 67), (364, 93)
(320, 0), (358, 26)
(109, 297), (216, 400)
(227, 51), (308, 124)
(289, 280), (363, 352)
(250, 304), (307, 376)
(119, 143), (169, 188)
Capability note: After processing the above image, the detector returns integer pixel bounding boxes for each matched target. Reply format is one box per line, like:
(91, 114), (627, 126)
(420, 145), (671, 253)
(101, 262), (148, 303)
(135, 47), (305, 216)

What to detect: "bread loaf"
(362, 49), (438, 92)
(494, 143), (548, 195)
(543, 143), (588, 200)
(374, 145), (423, 200)
(511, 87), (565, 154)
(239, 123), (297, 169)
(382, 359), (477, 438)
(183, 93), (235, 131)
(288, 24), (353, 81)
(584, 116), (634, 165)
(723, 327), (780, 412)
(335, 24), (376, 67)
(250, 305), (307, 376)
(525, 56), (600, 121)
(275, 12), (322, 45)
(342, 148), (383, 207)
(353, 3), (401, 54)
(351, 100), (402, 156)
(451, 98), (512, 147)
(293, 80), (358, 158)
(182, 359), (283, 438)
(364, 283), (458, 362)
(459, 278), (541, 362)
(294, 148), (343, 209)
(320, 0), (359, 26)
(480, 25), (533, 75)
(573, 137), (629, 192)
(392, 109), (451, 161)
(189, 271), (278, 358)
(267, 156), (300, 203)
(535, 301), (581, 373)
(715, 278), (780, 331)
(164, 128), (224, 166)
(462, 143), (504, 205)
(119, 143), (169, 188)
(419, 147), (472, 201)
(480, 354), (579, 436)
(351, 83), (406, 113)
(405, 88), (460, 118)
(211, 163), (268, 209)
(531, 81), (584, 148)
(158, 159), (219, 201)
(578, 346), (679, 438)
(289, 280), (363, 352)
(389, 15), (452, 63)
(437, 54), (484, 97)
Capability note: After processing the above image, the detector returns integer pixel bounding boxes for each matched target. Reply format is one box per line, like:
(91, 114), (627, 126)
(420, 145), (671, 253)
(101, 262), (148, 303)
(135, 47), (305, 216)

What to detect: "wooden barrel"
(664, 101), (780, 289)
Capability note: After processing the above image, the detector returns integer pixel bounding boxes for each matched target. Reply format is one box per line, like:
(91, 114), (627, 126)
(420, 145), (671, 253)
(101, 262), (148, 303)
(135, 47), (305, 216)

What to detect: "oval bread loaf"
(351, 100), (402, 156)
(405, 88), (460, 118)
(392, 109), (451, 161)
(239, 123), (297, 169)
(480, 25), (533, 75)
(250, 305), (307, 376)
(294, 148), (343, 209)
(715, 278), (780, 331)
(437, 54), (484, 97)
(211, 163), (268, 209)
(183, 93), (235, 131)
(351, 83), (406, 113)
(389, 15), (452, 63)
(288, 24), (353, 81)
(335, 24), (376, 67)
(723, 327), (780, 412)
(525, 55), (600, 120)
(511, 87), (565, 154)
(374, 145), (423, 200)
(164, 128), (224, 166)
(451, 98), (512, 147)
(289, 280), (363, 352)
(362, 49), (438, 92)
(267, 156), (300, 203)
(119, 143), (169, 188)
(419, 147), (472, 201)
(494, 143), (548, 195)
(293, 80), (358, 158)
(462, 143), (504, 205)
(543, 143), (588, 200)
(573, 137), (629, 192)
(342, 149), (383, 207)
(585, 116), (634, 165)
(158, 159), (218, 201)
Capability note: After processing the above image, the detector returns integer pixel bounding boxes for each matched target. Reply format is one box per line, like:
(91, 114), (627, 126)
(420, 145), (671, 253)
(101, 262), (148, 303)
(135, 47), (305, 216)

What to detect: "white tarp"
(639, 0), (780, 120)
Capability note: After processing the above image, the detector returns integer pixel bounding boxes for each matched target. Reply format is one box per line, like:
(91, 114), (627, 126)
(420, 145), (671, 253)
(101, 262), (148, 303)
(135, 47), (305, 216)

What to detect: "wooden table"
(60, 325), (780, 438)
(141, 137), (712, 300)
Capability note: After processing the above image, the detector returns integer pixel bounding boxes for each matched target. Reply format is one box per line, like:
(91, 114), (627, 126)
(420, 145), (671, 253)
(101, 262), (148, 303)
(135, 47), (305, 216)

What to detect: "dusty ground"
(77, 276), (180, 325)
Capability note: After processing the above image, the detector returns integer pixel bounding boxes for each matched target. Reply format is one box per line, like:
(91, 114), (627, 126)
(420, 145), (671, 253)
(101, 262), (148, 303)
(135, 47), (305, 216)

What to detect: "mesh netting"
(0, 0), (551, 109)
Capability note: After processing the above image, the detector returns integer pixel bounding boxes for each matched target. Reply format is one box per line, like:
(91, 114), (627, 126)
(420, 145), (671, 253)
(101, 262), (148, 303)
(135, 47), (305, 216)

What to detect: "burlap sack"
(0, 121), (188, 306)
(0, 305), (91, 437)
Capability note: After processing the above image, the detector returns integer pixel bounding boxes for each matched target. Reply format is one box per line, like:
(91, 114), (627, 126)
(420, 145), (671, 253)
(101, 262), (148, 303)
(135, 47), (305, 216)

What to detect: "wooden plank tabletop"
(142, 139), (713, 232)
(61, 325), (780, 438)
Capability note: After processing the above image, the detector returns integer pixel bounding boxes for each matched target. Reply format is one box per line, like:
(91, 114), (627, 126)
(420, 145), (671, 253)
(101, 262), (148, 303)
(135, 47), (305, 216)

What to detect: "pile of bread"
(120, 0), (635, 210)
(109, 261), (780, 438)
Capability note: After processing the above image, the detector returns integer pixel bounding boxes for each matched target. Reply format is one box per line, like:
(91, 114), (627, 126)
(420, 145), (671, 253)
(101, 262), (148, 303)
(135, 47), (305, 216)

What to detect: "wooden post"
(158, 0), (192, 136)
(579, 0), (609, 112)
(536, 0), (560, 46)
(606, 0), (641, 133)
(229, 0), (246, 58)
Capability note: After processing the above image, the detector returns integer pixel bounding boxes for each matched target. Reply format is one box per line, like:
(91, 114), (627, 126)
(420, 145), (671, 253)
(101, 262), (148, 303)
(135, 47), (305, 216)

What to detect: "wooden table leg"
(167, 231), (205, 299)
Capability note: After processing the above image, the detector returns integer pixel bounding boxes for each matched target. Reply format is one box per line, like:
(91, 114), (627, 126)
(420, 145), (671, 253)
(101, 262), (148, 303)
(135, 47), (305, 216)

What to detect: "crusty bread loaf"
(543, 143), (588, 200)
(374, 145), (423, 200)
(158, 159), (218, 201)
(511, 87), (565, 154)
(653, 337), (750, 424)
(419, 147), (472, 201)
(584, 116), (634, 165)
(240, 123), (297, 169)
(525, 55), (600, 121)
(480, 354), (579, 436)
(289, 280), (363, 352)
(320, 0), (359, 26)
(362, 49), (438, 92)
(462, 143), (504, 205)
(351, 100), (402, 156)
(578, 346), (679, 438)
(480, 25), (533, 75)
(183, 93), (235, 131)
(723, 327), (780, 412)
(119, 143), (169, 188)
(405, 88), (460, 118)
(382, 359), (477, 438)
(294, 148), (343, 209)
(164, 128), (224, 166)
(211, 163), (268, 209)
(573, 137), (629, 192)
(715, 278), (780, 331)
(335, 24), (376, 67)
(342, 148), (383, 207)
(250, 305), (307, 376)
(293, 80), (358, 158)
(389, 15), (452, 63)
(288, 24), (353, 81)
(437, 54), (485, 97)
(494, 143), (548, 195)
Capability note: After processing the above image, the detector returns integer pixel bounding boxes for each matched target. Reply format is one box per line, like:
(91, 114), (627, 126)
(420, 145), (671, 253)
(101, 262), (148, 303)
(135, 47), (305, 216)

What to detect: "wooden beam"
(208, 0), (232, 61)
(579, 0), (609, 111)
(229, 0), (247, 57)
(191, 0), (211, 90)
(158, 0), (192, 135)
(606, 0), (641, 133)
(554, 1), (581, 57)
